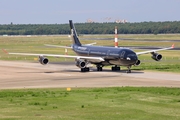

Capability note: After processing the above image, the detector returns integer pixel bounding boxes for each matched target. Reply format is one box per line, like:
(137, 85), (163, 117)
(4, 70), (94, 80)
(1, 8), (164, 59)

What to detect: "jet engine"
(134, 60), (141, 66)
(151, 53), (162, 61)
(39, 56), (49, 65)
(75, 59), (86, 68)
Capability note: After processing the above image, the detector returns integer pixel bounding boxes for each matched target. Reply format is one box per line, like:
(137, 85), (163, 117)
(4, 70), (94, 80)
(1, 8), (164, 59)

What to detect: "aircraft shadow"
(91, 69), (144, 74)
(51, 68), (144, 74)
(17, 68), (144, 74)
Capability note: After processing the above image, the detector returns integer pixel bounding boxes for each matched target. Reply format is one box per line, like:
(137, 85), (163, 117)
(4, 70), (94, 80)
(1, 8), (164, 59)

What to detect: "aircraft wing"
(44, 42), (96, 49)
(44, 44), (72, 49)
(2, 50), (104, 62)
(85, 42), (97, 46)
(136, 44), (174, 55)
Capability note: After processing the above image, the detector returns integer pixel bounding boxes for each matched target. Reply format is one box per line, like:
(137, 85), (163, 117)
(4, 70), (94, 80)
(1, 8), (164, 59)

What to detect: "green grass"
(132, 53), (180, 72)
(80, 34), (180, 40)
(0, 87), (180, 120)
(117, 34), (180, 40)
(132, 63), (180, 72)
(0, 35), (180, 72)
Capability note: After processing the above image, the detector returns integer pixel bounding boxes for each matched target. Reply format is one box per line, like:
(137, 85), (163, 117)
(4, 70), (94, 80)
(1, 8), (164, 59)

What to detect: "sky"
(0, 0), (180, 24)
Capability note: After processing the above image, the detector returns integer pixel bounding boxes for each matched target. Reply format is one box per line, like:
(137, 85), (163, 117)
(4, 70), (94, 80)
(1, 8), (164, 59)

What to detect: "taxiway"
(0, 60), (180, 89)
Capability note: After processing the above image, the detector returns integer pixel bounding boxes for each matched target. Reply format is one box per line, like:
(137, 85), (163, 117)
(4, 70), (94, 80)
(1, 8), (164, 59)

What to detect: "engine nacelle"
(134, 60), (141, 66)
(75, 59), (86, 68)
(151, 53), (162, 61)
(39, 56), (49, 65)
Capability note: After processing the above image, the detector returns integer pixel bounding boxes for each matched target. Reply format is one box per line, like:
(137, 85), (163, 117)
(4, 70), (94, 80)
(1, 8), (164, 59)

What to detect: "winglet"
(2, 49), (9, 54)
(171, 44), (175, 48)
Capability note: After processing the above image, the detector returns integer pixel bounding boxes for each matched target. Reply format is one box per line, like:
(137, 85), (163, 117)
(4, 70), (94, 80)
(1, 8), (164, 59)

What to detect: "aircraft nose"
(126, 54), (138, 61)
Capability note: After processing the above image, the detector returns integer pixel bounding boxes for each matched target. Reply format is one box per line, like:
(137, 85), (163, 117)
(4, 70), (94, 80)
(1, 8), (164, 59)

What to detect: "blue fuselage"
(72, 44), (138, 66)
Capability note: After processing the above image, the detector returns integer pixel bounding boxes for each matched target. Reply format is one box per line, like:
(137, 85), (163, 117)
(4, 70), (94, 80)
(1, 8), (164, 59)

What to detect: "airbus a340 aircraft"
(3, 20), (174, 73)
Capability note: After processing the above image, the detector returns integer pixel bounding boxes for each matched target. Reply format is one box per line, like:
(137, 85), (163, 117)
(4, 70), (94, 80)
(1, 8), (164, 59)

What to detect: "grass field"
(0, 87), (180, 120)
(0, 34), (180, 72)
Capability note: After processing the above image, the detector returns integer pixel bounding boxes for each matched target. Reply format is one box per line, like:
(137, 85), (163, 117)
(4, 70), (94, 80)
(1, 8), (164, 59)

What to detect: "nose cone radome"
(119, 49), (138, 66)
(126, 51), (138, 61)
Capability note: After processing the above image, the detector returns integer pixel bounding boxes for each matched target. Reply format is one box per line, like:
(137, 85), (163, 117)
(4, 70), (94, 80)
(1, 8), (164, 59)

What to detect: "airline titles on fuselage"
(75, 46), (120, 57)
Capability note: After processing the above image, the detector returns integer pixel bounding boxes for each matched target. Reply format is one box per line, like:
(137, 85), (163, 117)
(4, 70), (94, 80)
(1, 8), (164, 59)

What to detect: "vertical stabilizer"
(69, 20), (82, 46)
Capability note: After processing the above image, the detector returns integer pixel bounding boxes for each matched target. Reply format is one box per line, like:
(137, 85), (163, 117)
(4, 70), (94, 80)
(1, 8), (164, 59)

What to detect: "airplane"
(2, 20), (174, 73)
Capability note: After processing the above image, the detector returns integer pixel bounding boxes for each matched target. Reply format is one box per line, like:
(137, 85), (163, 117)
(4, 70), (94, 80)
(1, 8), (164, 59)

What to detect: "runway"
(0, 60), (180, 89)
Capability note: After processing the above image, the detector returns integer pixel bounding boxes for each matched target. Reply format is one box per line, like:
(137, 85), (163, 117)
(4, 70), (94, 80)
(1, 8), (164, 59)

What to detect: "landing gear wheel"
(85, 67), (90, 72)
(97, 67), (102, 71)
(81, 68), (85, 72)
(81, 67), (90, 72)
(112, 66), (120, 71)
(126, 66), (131, 73)
(97, 65), (103, 71)
(126, 70), (131, 73)
(112, 67), (115, 71)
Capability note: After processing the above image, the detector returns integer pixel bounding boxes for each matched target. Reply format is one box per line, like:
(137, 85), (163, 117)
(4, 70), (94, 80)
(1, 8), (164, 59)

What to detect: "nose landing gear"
(126, 66), (131, 73)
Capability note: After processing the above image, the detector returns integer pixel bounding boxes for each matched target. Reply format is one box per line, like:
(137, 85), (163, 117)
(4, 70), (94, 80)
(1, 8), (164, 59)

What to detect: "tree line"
(0, 21), (180, 35)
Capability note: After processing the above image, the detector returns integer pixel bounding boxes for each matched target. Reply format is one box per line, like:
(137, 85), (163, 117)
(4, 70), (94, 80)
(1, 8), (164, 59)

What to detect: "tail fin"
(69, 20), (81, 46)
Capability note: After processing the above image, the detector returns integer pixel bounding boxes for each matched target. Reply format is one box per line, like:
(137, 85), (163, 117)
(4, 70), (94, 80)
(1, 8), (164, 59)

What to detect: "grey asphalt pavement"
(0, 61), (180, 89)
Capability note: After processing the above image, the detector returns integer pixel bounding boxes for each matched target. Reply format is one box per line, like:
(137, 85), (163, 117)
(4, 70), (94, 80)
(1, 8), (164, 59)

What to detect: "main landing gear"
(81, 67), (90, 72)
(97, 65), (103, 71)
(81, 65), (103, 72)
(80, 65), (132, 73)
(96, 65), (121, 72)
(111, 65), (120, 71)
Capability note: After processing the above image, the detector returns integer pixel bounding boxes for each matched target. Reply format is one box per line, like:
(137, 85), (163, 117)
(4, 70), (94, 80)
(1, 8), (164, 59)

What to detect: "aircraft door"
(120, 51), (125, 59)
(88, 49), (90, 56)
(106, 50), (110, 57)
